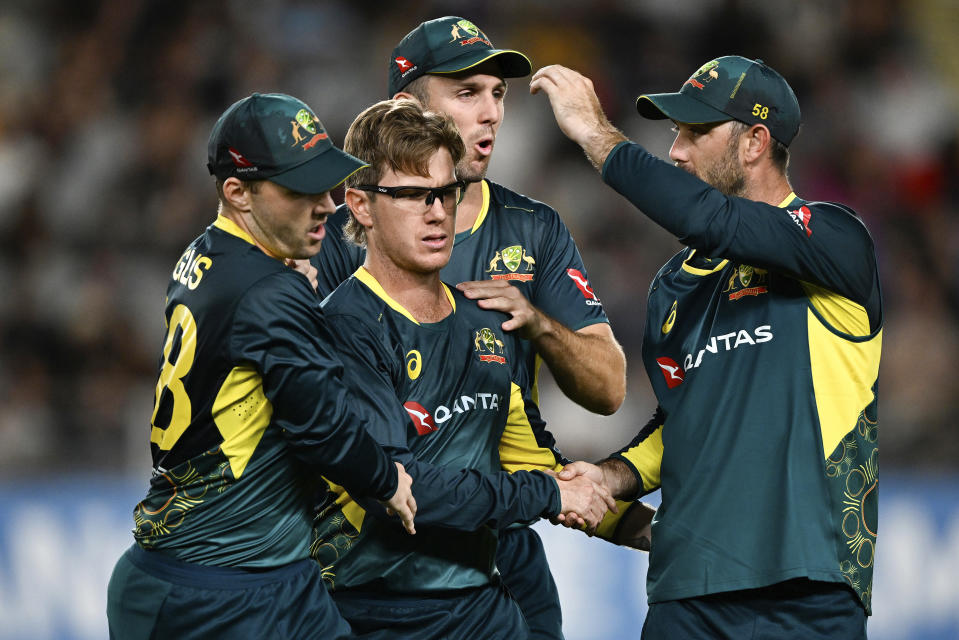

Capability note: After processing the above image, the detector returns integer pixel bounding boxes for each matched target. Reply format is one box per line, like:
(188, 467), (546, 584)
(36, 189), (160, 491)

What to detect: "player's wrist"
(598, 458), (638, 500)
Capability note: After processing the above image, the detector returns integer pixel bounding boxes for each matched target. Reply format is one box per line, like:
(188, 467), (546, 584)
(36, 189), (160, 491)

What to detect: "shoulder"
(447, 284), (510, 324)
(791, 198), (877, 250)
(321, 276), (379, 317)
(183, 227), (303, 305)
(487, 180), (562, 225)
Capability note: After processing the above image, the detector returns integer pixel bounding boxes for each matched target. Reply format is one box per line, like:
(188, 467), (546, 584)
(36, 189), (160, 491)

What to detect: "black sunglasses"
(353, 181), (467, 207)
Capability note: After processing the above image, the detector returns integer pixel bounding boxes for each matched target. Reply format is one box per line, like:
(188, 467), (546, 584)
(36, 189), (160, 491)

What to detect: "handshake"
(551, 460), (655, 552)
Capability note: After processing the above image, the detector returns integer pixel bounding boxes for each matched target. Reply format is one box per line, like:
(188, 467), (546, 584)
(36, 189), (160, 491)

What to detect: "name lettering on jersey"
(487, 245), (535, 281)
(172, 248), (212, 290)
(566, 268), (603, 307)
(723, 265), (769, 301)
(404, 393), (502, 434)
(474, 327), (506, 364)
(682, 324), (774, 371)
(786, 205), (813, 237)
(662, 300), (678, 334)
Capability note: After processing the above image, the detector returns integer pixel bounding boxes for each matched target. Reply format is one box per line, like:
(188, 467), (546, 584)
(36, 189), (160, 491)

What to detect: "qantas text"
(683, 324), (773, 371)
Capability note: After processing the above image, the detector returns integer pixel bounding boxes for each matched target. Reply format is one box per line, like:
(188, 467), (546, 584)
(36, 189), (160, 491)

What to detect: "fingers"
(557, 474), (612, 534)
(398, 495), (417, 535)
(456, 280), (540, 335)
(456, 280), (522, 300)
(387, 461), (416, 535)
(558, 460), (602, 483)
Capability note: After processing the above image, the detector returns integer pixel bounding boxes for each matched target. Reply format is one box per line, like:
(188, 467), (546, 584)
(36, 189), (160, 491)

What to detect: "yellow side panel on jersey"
(594, 500), (638, 540)
(802, 281), (871, 336)
(619, 425), (664, 491)
(212, 365), (273, 479)
(324, 479), (367, 532)
(499, 382), (562, 473)
(807, 306), (882, 459)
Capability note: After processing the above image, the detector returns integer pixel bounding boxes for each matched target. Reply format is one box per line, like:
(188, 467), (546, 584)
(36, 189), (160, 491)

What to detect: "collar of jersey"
(213, 214), (257, 245)
(679, 191), (801, 275)
(779, 191), (799, 208)
(681, 251), (728, 275)
(352, 266), (456, 325)
(455, 180), (491, 243)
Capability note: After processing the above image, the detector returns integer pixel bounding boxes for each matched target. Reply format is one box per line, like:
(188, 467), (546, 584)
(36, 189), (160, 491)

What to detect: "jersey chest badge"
(723, 264), (769, 301)
(474, 327), (507, 364)
(487, 245), (535, 282)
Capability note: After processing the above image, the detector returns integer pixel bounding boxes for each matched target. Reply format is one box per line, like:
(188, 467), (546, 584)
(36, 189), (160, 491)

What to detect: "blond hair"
(343, 99), (465, 247)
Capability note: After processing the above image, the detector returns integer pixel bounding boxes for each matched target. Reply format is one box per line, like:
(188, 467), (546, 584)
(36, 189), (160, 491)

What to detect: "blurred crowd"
(0, 0), (956, 477)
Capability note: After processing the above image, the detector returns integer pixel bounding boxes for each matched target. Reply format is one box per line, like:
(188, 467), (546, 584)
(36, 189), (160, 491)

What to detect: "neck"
(222, 209), (281, 259)
(744, 168), (793, 207)
(454, 179), (484, 234)
(362, 254), (451, 323)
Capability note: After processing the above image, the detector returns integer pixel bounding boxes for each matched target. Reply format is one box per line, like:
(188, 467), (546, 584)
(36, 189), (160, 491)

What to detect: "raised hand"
(529, 65), (627, 170)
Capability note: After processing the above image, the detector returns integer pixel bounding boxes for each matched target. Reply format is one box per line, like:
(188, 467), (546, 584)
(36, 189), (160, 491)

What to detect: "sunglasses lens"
(393, 188), (431, 201)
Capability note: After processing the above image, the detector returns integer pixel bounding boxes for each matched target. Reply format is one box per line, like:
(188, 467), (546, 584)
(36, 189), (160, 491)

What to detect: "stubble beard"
(456, 152), (489, 184)
(702, 136), (747, 197)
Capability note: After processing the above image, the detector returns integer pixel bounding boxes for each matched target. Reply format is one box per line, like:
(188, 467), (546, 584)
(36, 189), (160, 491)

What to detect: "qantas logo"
(655, 357), (685, 388)
(566, 269), (602, 306)
(404, 393), (501, 435)
(683, 324), (774, 371)
(404, 401), (436, 435)
(787, 205), (813, 237)
(395, 56), (414, 72)
(657, 324), (775, 389)
(228, 147), (254, 168)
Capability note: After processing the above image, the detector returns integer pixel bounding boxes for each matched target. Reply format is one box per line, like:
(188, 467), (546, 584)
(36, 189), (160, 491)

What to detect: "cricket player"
(106, 93), (416, 640)
(312, 98), (618, 640)
(536, 57), (881, 639)
(313, 18), (652, 638)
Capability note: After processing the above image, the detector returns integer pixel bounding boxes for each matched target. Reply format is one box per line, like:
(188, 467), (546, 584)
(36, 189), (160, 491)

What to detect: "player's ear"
(222, 177), (252, 211)
(742, 124), (772, 165)
(393, 91), (418, 104)
(344, 188), (374, 229)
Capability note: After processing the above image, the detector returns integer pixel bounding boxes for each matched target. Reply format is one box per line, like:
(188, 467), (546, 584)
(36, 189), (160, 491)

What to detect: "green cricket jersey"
(312, 268), (562, 592)
(133, 215), (399, 568)
(602, 142), (882, 612)
(313, 180), (609, 457)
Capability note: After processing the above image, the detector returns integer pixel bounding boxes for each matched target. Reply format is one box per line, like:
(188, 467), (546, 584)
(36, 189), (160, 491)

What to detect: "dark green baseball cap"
(636, 56), (801, 146)
(388, 16), (531, 97)
(207, 92), (367, 194)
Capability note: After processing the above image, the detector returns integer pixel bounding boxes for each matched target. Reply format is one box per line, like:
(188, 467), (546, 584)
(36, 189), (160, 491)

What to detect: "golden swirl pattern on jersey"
(133, 446), (233, 546)
(826, 410), (878, 613)
(310, 501), (361, 589)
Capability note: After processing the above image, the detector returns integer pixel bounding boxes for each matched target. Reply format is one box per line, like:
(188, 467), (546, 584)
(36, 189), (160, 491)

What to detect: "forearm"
(360, 455), (561, 530)
(580, 120), (628, 172)
(530, 320), (626, 415)
(598, 458), (641, 501)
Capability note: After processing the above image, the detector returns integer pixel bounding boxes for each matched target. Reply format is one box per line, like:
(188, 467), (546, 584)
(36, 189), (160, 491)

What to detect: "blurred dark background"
(0, 0), (956, 477)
